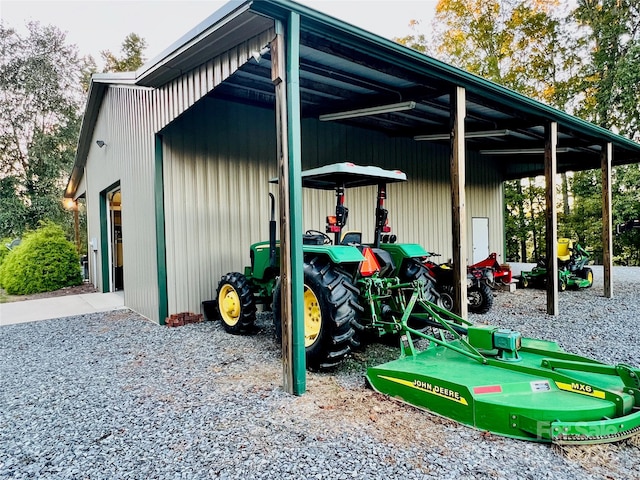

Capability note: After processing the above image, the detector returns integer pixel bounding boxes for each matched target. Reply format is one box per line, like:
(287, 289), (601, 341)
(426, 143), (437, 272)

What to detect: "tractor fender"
(302, 245), (365, 264)
(379, 243), (430, 259)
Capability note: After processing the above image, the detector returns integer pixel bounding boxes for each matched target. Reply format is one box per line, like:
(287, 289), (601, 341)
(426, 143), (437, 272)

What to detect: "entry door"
(472, 217), (489, 264)
(107, 189), (124, 291)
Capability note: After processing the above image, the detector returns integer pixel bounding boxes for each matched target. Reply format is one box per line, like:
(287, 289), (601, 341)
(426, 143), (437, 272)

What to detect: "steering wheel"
(306, 229), (333, 245)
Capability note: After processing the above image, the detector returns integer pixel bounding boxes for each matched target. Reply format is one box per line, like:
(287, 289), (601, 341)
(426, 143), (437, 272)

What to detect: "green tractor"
(519, 238), (593, 291)
(216, 162), (438, 369)
(216, 163), (640, 444)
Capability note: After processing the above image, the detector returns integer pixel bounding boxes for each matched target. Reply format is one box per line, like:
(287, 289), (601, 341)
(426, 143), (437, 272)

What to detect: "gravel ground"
(1, 267), (639, 480)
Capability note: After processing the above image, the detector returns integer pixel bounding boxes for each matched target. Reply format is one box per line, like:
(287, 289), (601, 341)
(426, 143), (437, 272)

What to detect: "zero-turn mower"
(519, 238), (593, 291)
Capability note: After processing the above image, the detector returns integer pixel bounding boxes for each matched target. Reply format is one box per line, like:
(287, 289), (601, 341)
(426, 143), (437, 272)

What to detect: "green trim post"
(99, 190), (109, 293)
(155, 135), (169, 324)
(285, 11), (305, 395)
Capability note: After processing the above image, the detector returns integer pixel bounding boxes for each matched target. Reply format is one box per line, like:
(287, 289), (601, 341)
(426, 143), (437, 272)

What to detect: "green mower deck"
(366, 292), (640, 445)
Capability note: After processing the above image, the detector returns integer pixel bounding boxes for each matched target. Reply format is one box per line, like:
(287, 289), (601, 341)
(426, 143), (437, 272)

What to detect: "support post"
(544, 122), (558, 315)
(73, 202), (80, 253)
(450, 86), (468, 318)
(601, 142), (613, 298)
(271, 15), (305, 395)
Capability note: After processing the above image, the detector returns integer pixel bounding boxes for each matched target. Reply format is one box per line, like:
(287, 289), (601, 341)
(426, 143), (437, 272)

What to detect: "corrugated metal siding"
(163, 97), (505, 315)
(162, 99), (277, 313)
(83, 86), (160, 322)
(466, 153), (505, 263)
(153, 28), (275, 132)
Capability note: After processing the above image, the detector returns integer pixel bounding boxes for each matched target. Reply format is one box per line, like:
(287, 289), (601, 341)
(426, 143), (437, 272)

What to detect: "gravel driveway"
(1, 267), (639, 479)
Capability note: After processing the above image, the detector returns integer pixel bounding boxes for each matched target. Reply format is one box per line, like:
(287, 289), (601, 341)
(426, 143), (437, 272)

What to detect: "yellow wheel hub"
(219, 284), (241, 326)
(304, 286), (321, 347)
(587, 271), (593, 284)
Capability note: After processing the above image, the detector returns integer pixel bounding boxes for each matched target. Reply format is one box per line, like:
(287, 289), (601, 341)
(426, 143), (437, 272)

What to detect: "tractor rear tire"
(216, 272), (256, 334)
(273, 256), (357, 370)
(397, 259), (439, 333)
(468, 282), (494, 314)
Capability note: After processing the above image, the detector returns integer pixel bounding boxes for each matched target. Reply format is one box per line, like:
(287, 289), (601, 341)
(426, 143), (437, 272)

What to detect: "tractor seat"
(303, 234), (325, 245)
(557, 238), (572, 262)
(372, 248), (395, 277)
(340, 231), (362, 245)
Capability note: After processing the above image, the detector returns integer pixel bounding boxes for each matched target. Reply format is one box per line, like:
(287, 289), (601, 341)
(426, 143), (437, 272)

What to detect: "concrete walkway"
(0, 291), (125, 326)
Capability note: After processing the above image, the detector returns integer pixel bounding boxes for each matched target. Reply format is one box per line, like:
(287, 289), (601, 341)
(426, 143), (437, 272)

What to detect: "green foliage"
(573, 0), (640, 139)
(0, 21), (88, 239)
(0, 222), (81, 295)
(0, 237), (13, 267)
(504, 178), (547, 262)
(396, 0), (582, 109)
(101, 33), (147, 73)
(612, 164), (640, 264)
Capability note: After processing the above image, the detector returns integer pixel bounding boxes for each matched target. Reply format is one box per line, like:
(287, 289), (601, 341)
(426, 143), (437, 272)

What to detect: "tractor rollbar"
(374, 183), (388, 248)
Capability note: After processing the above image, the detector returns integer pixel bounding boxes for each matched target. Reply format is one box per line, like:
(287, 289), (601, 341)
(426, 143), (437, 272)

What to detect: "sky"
(1, 0), (437, 68)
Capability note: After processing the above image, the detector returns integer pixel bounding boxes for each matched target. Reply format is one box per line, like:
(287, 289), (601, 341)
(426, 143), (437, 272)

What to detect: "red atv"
(422, 254), (494, 314)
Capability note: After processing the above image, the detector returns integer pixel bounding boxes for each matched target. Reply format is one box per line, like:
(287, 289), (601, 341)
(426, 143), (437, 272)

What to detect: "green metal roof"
(66, 0), (640, 197)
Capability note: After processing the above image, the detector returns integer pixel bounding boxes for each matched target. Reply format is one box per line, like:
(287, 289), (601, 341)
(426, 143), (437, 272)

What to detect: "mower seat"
(557, 238), (572, 262)
(340, 231), (362, 245)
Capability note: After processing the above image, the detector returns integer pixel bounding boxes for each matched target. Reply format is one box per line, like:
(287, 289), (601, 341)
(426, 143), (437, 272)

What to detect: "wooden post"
(601, 142), (613, 298)
(450, 86), (468, 318)
(544, 122), (558, 315)
(271, 16), (305, 396)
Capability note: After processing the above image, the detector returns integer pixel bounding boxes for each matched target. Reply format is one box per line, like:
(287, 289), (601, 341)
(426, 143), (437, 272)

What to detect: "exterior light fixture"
(414, 129), (512, 141)
(96, 140), (106, 148)
(251, 45), (271, 63)
(319, 101), (416, 122)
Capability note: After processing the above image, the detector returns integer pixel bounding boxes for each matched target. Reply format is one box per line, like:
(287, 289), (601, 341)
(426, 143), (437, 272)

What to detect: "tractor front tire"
(216, 272), (256, 334)
(468, 282), (494, 314)
(558, 278), (567, 292)
(578, 267), (594, 288)
(520, 276), (530, 288)
(273, 257), (357, 370)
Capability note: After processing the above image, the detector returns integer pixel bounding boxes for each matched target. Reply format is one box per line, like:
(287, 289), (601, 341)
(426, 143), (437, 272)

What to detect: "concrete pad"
(0, 291), (125, 326)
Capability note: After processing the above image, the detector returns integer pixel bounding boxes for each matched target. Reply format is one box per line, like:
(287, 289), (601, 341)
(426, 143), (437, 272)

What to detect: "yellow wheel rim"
(587, 271), (593, 284)
(304, 285), (321, 348)
(219, 284), (241, 326)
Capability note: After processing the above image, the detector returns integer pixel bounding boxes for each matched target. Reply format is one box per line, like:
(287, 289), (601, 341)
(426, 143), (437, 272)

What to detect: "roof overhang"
(65, 0), (640, 197)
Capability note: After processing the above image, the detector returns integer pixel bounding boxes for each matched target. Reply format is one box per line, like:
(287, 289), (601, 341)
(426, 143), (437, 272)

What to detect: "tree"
(101, 33), (147, 73)
(397, 0), (583, 108)
(573, 0), (640, 139)
(0, 22), (87, 239)
(568, 1), (640, 264)
(612, 164), (640, 265)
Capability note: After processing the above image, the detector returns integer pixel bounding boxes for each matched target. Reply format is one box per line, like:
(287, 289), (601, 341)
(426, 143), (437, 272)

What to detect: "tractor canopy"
(270, 162), (407, 190)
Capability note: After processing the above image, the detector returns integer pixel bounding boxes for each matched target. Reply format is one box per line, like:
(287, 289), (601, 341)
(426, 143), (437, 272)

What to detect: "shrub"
(0, 222), (82, 295)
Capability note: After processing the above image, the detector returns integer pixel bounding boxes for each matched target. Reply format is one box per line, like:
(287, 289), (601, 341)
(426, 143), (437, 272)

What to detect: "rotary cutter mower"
(366, 285), (640, 445)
